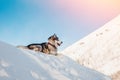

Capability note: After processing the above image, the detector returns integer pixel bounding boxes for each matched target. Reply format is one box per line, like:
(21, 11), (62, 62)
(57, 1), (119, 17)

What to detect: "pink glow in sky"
(46, 0), (120, 28)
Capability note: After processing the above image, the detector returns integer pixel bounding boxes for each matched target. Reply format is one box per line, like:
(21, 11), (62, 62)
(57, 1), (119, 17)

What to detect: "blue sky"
(0, 0), (120, 51)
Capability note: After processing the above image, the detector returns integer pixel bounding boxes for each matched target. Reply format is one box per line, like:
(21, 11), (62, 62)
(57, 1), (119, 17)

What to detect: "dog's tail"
(17, 45), (28, 49)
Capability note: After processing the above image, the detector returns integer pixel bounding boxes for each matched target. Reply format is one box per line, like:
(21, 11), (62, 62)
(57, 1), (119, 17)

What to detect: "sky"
(0, 0), (120, 51)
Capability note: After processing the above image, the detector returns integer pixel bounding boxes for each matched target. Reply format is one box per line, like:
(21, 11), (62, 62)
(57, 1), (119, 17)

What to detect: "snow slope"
(0, 41), (111, 80)
(62, 15), (120, 76)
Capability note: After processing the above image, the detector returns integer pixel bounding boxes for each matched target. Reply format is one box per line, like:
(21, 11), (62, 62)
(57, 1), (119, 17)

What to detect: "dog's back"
(27, 43), (50, 53)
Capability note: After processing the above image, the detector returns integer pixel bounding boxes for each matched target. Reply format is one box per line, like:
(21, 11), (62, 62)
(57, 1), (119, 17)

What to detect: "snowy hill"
(62, 15), (120, 77)
(0, 41), (111, 80)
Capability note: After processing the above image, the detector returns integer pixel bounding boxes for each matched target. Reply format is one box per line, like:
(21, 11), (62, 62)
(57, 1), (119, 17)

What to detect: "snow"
(0, 69), (9, 77)
(0, 60), (10, 68)
(62, 14), (120, 76)
(0, 41), (111, 80)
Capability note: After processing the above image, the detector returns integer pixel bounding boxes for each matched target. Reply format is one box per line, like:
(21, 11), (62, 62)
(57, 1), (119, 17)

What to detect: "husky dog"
(26, 34), (62, 55)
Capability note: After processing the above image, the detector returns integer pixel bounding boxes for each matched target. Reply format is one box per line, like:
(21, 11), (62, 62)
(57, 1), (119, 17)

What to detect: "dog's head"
(48, 34), (63, 47)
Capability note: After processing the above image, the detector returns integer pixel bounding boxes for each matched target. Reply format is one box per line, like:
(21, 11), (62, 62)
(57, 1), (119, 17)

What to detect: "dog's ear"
(48, 36), (51, 40)
(48, 34), (57, 40)
(53, 33), (57, 37)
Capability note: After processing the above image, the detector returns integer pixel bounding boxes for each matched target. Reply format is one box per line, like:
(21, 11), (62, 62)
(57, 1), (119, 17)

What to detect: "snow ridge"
(0, 41), (111, 80)
(62, 14), (120, 76)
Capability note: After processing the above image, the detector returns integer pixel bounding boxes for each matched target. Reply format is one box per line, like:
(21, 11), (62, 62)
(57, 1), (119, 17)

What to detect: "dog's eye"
(53, 38), (56, 40)
(53, 38), (59, 40)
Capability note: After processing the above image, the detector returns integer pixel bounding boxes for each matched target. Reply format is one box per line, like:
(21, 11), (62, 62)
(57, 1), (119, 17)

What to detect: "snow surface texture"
(0, 41), (111, 80)
(62, 15), (120, 76)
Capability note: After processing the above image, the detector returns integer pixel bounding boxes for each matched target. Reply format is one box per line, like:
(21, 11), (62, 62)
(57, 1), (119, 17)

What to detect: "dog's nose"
(61, 41), (63, 44)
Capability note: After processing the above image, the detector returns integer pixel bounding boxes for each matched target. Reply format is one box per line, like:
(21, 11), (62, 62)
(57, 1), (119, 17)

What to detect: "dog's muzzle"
(57, 41), (63, 46)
